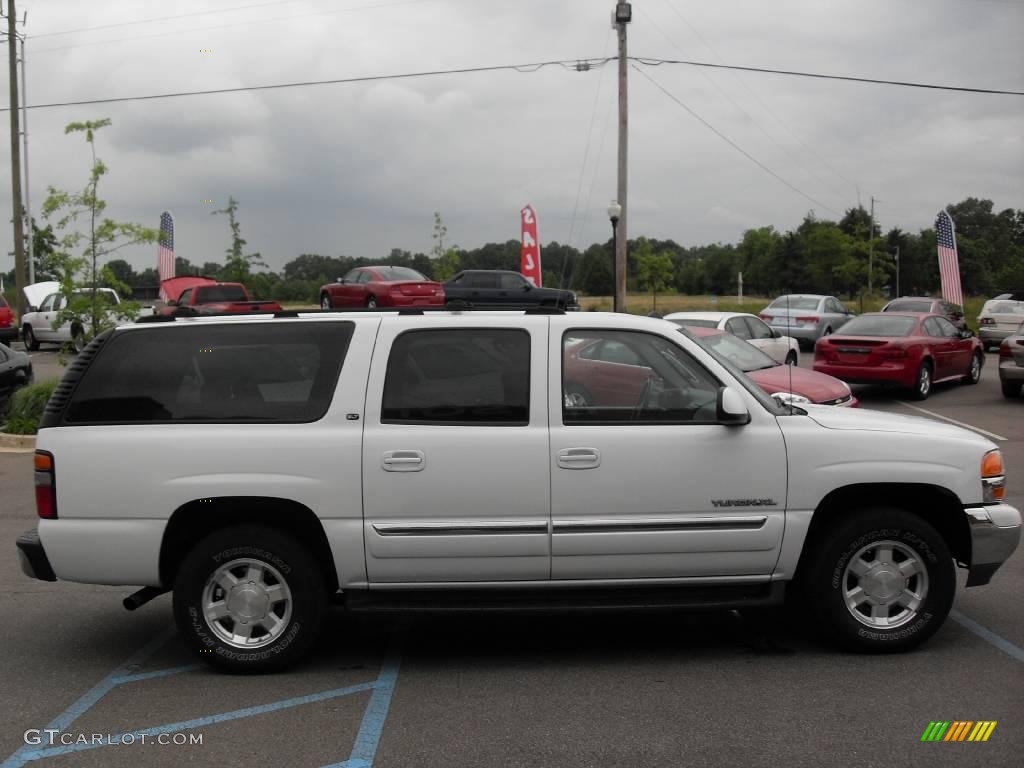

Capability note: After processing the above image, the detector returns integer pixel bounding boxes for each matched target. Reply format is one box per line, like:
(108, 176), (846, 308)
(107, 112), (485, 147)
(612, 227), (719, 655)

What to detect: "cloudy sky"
(2, 0), (1022, 278)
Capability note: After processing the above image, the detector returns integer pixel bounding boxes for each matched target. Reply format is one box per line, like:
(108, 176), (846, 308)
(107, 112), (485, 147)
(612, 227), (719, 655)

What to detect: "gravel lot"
(1, 345), (1021, 768)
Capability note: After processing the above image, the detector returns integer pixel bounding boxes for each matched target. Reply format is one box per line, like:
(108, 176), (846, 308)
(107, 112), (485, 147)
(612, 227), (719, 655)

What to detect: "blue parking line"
(326, 637), (405, 768)
(950, 609), (1024, 663)
(2, 626), (179, 768)
(19, 681), (378, 762)
(112, 664), (204, 684)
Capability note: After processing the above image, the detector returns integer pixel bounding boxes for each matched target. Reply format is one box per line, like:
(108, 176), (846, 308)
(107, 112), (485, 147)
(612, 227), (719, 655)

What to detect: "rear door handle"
(382, 450), (425, 472)
(557, 447), (601, 470)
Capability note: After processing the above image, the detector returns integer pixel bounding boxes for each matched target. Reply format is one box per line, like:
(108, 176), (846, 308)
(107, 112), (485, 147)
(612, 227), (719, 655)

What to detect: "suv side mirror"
(717, 387), (750, 425)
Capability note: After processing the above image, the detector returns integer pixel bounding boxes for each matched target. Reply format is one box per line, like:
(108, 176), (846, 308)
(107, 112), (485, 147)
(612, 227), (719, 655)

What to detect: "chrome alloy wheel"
(917, 365), (931, 398)
(842, 540), (929, 629)
(202, 558), (293, 648)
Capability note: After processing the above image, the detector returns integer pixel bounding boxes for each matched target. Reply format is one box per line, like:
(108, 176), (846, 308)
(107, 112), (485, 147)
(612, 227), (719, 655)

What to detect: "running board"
(343, 582), (784, 613)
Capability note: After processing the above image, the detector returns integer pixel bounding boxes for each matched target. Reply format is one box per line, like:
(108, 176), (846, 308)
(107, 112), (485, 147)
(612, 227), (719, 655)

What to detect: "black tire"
(366, 296), (378, 309)
(173, 524), (327, 673)
(22, 325), (38, 351)
(963, 352), (982, 385)
(71, 326), (86, 354)
(320, 293), (332, 310)
(799, 508), (954, 653)
(563, 382), (591, 407)
(1002, 380), (1022, 399)
(910, 360), (932, 400)
(785, 350), (798, 366)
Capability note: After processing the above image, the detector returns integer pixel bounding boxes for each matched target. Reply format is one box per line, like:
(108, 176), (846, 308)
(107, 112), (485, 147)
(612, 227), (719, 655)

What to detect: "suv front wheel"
(800, 508), (954, 653)
(173, 524), (326, 673)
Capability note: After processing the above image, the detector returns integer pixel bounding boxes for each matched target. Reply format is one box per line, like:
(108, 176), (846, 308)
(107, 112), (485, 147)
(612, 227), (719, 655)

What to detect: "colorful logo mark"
(921, 721), (997, 742)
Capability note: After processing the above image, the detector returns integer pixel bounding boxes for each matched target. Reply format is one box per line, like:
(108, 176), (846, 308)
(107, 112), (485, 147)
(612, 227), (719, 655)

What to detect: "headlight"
(771, 392), (810, 406)
(981, 449), (1005, 503)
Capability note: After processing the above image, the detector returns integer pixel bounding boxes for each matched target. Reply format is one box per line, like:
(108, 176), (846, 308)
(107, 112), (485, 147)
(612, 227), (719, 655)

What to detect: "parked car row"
(318, 267), (579, 310)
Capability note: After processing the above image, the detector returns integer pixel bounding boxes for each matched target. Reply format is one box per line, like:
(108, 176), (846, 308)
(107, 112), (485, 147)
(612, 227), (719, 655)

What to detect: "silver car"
(999, 321), (1024, 399)
(758, 294), (854, 350)
(979, 294), (1024, 351)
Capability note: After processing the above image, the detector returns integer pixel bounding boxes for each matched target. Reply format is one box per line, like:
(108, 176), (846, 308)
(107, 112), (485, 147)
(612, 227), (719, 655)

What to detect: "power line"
(0, 58), (616, 112)
(631, 57), (1024, 97)
(31, 0), (451, 54)
(658, 0), (859, 196)
(639, 3), (851, 210)
(31, 0), (307, 38)
(633, 64), (838, 215)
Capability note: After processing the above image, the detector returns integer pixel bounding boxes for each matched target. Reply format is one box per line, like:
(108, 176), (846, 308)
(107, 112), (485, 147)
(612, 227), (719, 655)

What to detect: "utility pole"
(5, 0), (26, 316)
(20, 32), (31, 284)
(613, 2), (631, 313)
(867, 195), (875, 296)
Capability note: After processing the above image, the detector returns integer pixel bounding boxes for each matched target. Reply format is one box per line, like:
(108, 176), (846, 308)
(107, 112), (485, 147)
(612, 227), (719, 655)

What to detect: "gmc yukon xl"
(15, 309), (1021, 672)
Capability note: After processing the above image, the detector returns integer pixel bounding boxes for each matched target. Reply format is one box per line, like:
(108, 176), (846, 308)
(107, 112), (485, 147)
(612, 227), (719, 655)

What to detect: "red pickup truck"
(158, 277), (282, 316)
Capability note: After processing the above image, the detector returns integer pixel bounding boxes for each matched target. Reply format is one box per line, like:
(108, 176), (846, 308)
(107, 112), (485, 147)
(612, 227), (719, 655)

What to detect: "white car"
(15, 310), (1020, 672)
(663, 311), (800, 365)
(20, 281), (154, 351)
(978, 293), (1024, 351)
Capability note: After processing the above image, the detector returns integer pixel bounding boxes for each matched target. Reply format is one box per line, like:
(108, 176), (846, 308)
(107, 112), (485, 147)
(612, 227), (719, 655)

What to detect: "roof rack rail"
(129, 305), (572, 322)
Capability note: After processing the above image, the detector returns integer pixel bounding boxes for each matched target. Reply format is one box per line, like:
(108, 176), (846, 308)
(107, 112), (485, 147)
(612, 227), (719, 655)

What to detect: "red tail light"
(758, 313), (772, 320)
(795, 316), (820, 323)
(1001, 342), (1012, 359)
(34, 450), (57, 519)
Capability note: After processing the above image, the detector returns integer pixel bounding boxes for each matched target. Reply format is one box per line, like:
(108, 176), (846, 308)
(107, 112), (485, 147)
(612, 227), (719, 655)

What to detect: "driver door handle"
(382, 450), (425, 472)
(557, 447), (601, 470)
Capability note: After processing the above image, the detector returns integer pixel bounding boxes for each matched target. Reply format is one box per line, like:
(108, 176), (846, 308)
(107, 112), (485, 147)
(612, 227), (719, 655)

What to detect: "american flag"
(935, 210), (963, 308)
(157, 211), (175, 300)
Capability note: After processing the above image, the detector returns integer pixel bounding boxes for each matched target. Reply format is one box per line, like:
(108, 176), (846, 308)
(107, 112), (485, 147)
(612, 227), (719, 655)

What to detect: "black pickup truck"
(443, 270), (579, 309)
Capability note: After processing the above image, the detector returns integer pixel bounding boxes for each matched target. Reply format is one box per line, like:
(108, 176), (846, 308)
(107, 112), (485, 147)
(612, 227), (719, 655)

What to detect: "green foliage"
(634, 238), (675, 309)
(4, 381), (58, 435)
(40, 118), (158, 343)
(212, 196), (266, 283)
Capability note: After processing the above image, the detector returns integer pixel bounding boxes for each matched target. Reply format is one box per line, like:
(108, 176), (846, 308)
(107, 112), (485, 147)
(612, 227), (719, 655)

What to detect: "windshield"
(377, 267), (427, 281)
(839, 315), (917, 336)
(196, 285), (248, 302)
(986, 300), (1024, 314)
(667, 318), (718, 329)
(699, 333), (778, 372)
(677, 329), (785, 415)
(885, 300), (933, 312)
(769, 296), (819, 311)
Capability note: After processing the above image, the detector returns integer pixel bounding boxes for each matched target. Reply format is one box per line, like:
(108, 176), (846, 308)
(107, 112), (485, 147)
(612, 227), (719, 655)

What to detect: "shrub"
(4, 380), (58, 435)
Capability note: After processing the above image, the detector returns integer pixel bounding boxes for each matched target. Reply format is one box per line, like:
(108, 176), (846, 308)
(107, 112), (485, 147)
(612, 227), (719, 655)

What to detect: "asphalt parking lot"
(1, 345), (1021, 768)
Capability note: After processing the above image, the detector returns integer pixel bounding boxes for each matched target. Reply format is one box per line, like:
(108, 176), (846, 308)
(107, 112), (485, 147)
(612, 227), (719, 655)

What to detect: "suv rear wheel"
(173, 524), (327, 672)
(799, 508), (954, 653)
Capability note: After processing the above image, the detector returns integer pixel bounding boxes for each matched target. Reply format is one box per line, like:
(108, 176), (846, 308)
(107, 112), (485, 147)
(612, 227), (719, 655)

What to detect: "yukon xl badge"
(711, 498), (778, 508)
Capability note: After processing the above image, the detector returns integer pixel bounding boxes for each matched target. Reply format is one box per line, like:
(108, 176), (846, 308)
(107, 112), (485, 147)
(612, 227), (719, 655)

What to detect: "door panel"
(550, 322), (787, 580)
(361, 318), (551, 583)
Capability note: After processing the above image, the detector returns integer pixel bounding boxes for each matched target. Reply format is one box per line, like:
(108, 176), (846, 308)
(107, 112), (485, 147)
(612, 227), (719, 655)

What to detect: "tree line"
(6, 198), (1022, 307)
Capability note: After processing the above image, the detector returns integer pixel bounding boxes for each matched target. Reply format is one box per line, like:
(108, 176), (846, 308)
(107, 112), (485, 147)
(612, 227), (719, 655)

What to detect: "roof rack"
(133, 304), (569, 322)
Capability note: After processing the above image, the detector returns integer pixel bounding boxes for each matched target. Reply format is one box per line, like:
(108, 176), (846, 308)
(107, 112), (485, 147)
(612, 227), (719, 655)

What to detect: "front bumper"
(965, 503), (1022, 586)
(16, 527), (57, 582)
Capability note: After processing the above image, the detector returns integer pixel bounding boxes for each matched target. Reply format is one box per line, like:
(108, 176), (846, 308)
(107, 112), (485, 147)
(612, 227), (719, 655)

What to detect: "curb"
(0, 431), (36, 453)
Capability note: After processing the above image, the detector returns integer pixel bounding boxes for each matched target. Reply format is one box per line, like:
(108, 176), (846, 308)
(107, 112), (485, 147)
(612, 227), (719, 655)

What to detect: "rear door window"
(381, 329), (530, 424)
(65, 322), (353, 424)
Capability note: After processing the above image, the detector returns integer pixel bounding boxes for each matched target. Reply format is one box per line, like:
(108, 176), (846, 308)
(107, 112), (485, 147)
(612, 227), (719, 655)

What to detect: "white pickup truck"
(15, 309), (1020, 672)
(20, 281), (154, 351)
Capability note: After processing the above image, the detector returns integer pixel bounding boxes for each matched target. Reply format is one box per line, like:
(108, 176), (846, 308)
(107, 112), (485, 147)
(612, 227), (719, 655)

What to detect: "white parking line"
(896, 401), (1007, 442)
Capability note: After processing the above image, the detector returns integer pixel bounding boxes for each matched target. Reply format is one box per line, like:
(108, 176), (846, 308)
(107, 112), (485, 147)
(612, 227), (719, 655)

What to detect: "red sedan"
(813, 312), (983, 400)
(319, 266), (444, 309)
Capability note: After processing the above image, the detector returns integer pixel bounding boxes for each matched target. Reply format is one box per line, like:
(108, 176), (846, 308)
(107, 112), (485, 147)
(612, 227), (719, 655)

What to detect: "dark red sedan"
(319, 266), (444, 309)
(813, 312), (983, 400)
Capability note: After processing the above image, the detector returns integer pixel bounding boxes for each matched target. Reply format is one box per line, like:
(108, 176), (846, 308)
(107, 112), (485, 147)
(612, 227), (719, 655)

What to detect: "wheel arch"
(159, 496), (339, 592)
(794, 482), (971, 581)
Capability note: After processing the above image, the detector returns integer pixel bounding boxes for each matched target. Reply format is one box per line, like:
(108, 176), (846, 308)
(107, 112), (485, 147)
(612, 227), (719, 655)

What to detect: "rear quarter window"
(64, 322), (353, 424)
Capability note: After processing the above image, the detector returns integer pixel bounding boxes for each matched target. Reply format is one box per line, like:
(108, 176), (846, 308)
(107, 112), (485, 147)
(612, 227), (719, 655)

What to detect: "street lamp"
(607, 200), (621, 311)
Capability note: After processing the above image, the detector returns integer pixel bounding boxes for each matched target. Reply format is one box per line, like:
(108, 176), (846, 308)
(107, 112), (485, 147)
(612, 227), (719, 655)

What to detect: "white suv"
(16, 309), (1021, 672)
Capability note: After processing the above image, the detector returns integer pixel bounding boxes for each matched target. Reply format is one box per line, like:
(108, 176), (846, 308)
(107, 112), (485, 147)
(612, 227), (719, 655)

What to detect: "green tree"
(41, 119), (157, 342)
(429, 212), (461, 280)
(634, 238), (675, 311)
(212, 196), (266, 283)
